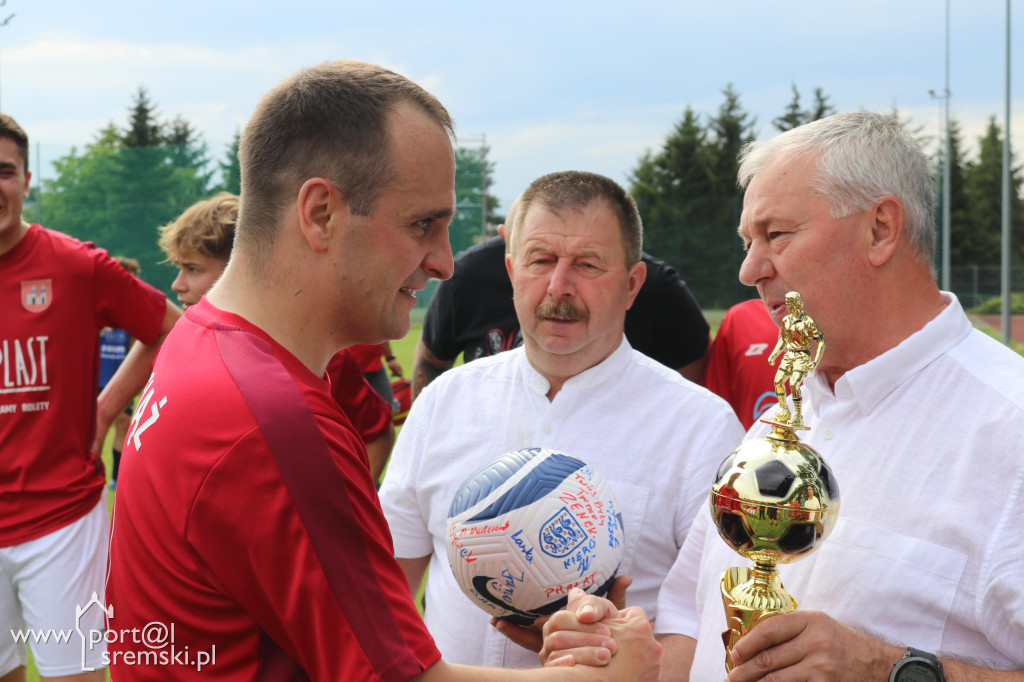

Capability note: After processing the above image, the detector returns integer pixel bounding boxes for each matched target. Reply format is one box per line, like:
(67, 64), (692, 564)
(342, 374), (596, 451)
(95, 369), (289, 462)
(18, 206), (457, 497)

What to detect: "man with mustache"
(411, 197), (711, 400)
(380, 170), (743, 669)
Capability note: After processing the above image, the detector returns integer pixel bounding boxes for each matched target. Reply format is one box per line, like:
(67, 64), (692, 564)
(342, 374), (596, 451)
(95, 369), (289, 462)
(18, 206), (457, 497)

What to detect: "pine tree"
(963, 117), (1024, 270)
(807, 88), (835, 121)
(165, 115), (214, 202)
(773, 84), (804, 132)
(121, 87), (164, 148)
(942, 119), (972, 268)
(629, 90), (756, 309)
(217, 131), (242, 195)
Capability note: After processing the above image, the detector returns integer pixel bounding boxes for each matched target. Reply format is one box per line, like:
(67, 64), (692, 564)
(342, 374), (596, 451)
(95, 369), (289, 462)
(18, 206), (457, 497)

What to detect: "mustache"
(536, 298), (589, 323)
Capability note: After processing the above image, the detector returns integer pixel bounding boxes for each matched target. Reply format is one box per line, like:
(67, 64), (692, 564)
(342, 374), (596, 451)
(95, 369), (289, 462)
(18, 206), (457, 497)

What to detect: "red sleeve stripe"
(216, 327), (425, 682)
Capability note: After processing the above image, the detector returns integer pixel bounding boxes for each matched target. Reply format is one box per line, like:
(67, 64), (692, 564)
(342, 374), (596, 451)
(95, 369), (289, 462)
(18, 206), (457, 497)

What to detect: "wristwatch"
(889, 647), (945, 682)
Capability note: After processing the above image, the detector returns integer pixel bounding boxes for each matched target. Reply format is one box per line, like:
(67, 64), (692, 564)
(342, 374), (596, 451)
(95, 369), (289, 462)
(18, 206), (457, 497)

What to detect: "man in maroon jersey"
(0, 112), (180, 681)
(105, 61), (659, 681)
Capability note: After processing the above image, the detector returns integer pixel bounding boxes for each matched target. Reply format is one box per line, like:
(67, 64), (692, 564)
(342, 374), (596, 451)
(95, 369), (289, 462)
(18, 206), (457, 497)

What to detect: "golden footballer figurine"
(709, 291), (840, 672)
(767, 292), (825, 429)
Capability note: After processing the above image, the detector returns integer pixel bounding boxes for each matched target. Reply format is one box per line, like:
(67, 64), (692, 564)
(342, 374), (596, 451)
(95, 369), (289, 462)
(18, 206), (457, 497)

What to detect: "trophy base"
(720, 566), (797, 672)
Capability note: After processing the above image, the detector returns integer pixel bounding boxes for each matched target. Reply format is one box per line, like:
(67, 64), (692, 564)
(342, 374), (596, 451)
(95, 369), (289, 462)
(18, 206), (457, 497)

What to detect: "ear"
(22, 170), (31, 199)
(624, 260), (647, 310)
(866, 195), (903, 267)
(505, 251), (515, 284)
(496, 223), (507, 241)
(296, 178), (341, 253)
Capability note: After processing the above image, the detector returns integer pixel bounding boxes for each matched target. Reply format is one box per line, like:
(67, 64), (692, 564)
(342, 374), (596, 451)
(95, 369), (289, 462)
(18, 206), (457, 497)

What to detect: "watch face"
(896, 660), (942, 682)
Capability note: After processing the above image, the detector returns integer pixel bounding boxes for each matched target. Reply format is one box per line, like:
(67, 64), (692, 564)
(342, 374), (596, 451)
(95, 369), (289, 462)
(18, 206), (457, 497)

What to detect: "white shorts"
(0, 497), (109, 677)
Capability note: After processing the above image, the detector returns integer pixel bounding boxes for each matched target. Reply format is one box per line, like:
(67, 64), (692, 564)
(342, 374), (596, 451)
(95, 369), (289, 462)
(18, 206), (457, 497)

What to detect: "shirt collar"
(520, 335), (633, 397)
(809, 293), (971, 416)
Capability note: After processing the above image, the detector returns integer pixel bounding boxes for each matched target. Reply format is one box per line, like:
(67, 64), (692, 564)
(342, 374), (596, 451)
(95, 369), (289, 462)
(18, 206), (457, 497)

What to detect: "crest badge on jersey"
(21, 279), (52, 313)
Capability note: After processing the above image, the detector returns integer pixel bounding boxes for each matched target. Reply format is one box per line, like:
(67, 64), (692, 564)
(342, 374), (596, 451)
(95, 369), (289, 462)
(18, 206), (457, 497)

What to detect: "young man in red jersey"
(105, 61), (659, 681)
(0, 113), (180, 681)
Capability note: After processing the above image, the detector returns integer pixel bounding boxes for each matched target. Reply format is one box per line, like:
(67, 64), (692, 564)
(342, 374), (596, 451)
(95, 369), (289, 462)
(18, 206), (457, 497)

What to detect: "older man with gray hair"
(648, 111), (1024, 681)
(543, 111), (1024, 681)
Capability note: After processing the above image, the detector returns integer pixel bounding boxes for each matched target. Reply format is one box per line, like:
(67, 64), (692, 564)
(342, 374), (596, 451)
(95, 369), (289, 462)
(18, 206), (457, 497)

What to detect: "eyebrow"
(421, 207), (454, 222)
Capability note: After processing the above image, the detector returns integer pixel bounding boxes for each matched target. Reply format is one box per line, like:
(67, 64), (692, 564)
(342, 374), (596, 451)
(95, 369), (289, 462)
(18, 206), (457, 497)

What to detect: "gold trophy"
(710, 292), (841, 672)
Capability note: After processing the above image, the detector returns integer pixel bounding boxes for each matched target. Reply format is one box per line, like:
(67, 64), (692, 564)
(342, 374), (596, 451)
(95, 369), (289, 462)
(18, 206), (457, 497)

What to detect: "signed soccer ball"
(445, 447), (625, 625)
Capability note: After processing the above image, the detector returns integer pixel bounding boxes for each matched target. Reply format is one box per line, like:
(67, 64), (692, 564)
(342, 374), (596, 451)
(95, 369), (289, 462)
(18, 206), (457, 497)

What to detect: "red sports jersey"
(327, 349), (393, 443)
(0, 224), (165, 546)
(106, 299), (439, 681)
(704, 299), (782, 430)
(347, 342), (387, 373)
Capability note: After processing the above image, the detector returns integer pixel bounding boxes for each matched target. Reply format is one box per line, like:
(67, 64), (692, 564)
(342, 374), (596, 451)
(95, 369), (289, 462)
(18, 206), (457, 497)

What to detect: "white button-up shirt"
(658, 294), (1024, 678)
(381, 339), (744, 669)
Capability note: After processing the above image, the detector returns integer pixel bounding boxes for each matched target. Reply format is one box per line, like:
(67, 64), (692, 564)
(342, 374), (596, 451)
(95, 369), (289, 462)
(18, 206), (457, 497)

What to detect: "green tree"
(39, 130), (122, 250)
(631, 108), (713, 276)
(41, 90), (217, 296)
(629, 88), (757, 309)
(773, 84), (805, 132)
(121, 87), (164, 148)
(216, 131), (242, 195)
(704, 85), (757, 307)
(166, 115), (214, 202)
(774, 84), (835, 132)
(807, 87), (836, 122)
(450, 144), (498, 256)
(962, 117), (1024, 268)
(941, 118), (972, 269)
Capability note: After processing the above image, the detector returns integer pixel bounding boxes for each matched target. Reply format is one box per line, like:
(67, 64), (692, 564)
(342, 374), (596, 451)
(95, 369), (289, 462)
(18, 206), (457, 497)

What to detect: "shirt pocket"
(797, 516), (967, 651)
(605, 480), (651, 589)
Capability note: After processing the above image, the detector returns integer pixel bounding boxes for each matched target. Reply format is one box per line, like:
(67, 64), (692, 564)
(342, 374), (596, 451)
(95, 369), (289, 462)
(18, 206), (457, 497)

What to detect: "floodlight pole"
(0, 6), (14, 112)
(929, 84), (951, 290)
(942, 0), (951, 294)
(1001, 0), (1012, 345)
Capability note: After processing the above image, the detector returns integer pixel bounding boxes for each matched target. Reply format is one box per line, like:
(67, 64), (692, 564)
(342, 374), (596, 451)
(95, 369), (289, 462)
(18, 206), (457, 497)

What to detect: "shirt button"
(543, 425), (552, 435)
(822, 428), (834, 440)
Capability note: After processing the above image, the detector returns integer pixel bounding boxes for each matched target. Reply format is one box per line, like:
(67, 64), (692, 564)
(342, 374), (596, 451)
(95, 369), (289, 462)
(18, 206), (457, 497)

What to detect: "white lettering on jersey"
(744, 343), (769, 357)
(127, 373), (167, 452)
(0, 336), (49, 393)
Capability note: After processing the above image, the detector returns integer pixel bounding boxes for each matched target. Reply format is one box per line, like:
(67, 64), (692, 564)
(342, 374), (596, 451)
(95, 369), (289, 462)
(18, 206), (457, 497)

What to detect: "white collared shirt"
(658, 294), (1024, 677)
(380, 339), (744, 669)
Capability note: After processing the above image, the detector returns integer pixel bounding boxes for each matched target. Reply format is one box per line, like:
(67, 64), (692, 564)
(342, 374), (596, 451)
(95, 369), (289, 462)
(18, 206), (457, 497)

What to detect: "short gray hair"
(738, 111), (935, 270)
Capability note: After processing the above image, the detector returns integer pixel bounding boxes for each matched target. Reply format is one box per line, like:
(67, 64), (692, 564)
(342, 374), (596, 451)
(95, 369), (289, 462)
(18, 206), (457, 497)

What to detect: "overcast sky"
(3, 0), (1021, 213)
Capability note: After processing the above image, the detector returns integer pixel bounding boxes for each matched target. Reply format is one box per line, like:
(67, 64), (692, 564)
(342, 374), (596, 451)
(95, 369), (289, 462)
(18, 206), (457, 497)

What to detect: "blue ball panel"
(448, 448), (541, 517)
(449, 450), (587, 522)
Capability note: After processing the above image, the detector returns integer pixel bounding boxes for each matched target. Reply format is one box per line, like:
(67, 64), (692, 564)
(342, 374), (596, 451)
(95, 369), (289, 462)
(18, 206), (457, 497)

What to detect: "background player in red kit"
(702, 298), (782, 429)
(105, 61), (659, 681)
(0, 112), (181, 681)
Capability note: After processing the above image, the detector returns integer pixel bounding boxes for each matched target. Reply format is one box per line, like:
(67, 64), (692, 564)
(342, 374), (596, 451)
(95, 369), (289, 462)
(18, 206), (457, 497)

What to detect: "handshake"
(493, 576), (663, 682)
